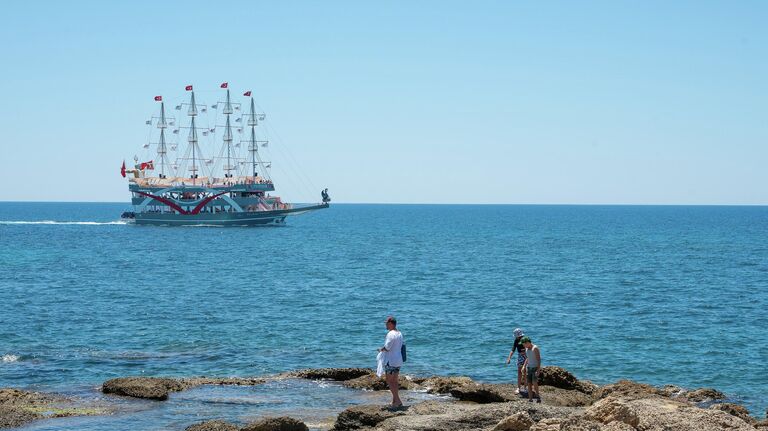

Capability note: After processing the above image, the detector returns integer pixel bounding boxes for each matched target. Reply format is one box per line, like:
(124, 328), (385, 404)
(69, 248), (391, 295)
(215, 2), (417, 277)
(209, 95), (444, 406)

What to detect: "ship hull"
(128, 203), (328, 226)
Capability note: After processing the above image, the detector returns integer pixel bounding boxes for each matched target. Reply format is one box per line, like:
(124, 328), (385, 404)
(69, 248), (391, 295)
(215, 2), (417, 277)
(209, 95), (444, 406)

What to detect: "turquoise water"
(1, 203), (767, 427)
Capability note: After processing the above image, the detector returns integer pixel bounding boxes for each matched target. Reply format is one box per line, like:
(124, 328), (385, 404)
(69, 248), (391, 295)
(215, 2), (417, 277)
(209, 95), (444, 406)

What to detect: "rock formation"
(4, 366), (762, 430)
(0, 388), (106, 429)
(101, 376), (265, 400)
(185, 417), (309, 431)
(241, 416), (309, 431)
(287, 368), (374, 381)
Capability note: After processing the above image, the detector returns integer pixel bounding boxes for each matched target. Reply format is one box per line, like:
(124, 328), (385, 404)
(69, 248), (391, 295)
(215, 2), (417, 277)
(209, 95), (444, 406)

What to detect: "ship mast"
(223, 86), (234, 179)
(188, 89), (199, 184)
(157, 101), (170, 178)
(247, 96), (259, 177)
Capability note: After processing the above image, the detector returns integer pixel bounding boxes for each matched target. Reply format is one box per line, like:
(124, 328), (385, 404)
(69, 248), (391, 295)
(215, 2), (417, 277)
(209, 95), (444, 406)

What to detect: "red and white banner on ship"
(119, 160), (153, 177)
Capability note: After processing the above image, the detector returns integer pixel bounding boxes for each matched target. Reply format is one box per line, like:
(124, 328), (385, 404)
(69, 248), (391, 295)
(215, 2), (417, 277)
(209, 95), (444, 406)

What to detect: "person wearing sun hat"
(520, 336), (542, 402)
(505, 327), (527, 394)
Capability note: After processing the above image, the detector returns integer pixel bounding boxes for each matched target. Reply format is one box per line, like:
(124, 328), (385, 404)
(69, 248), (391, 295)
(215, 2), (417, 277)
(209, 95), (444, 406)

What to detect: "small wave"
(2, 354), (19, 362)
(0, 220), (127, 225)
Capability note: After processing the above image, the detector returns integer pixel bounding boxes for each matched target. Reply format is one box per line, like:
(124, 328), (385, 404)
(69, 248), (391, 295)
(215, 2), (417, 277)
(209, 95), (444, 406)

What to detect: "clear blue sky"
(0, 1), (765, 204)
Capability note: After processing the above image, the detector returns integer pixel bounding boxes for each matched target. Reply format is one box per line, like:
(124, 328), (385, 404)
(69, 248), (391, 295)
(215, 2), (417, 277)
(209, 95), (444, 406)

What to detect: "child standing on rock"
(505, 328), (527, 394)
(520, 336), (542, 402)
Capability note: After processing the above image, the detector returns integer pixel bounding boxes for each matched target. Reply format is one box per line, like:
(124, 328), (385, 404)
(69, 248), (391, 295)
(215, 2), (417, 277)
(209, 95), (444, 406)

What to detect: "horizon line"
(1, 200), (767, 207)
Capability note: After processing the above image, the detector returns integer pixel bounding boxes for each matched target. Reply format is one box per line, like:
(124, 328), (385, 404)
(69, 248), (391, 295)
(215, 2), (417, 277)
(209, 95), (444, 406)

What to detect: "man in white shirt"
(378, 316), (404, 408)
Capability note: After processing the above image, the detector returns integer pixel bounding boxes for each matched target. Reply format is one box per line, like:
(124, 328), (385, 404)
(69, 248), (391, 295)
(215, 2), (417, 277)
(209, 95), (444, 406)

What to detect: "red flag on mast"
(243, 91), (251, 97)
(185, 85), (193, 91)
(120, 160), (126, 178)
(154, 96), (162, 101)
(220, 82), (228, 89)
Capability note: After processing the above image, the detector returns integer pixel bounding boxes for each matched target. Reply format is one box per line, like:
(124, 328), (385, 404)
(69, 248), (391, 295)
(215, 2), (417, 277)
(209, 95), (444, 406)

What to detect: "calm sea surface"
(1, 203), (767, 428)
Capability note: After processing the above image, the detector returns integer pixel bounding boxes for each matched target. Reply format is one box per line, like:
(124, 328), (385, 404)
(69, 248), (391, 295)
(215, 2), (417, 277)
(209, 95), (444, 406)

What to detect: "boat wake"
(1, 354), (20, 363)
(0, 220), (128, 226)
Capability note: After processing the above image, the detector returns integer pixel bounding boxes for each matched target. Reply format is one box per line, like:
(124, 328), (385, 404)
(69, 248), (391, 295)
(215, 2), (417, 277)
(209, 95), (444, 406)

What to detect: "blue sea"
(1, 203), (767, 429)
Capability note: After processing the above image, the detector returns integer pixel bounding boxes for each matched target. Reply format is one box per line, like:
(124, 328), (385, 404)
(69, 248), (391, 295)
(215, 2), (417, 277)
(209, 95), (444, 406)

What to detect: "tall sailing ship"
(120, 83), (329, 226)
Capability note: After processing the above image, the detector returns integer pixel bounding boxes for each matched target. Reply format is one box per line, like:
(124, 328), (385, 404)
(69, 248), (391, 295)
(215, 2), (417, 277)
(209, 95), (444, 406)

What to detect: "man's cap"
(520, 336), (532, 344)
(513, 328), (524, 338)
(385, 316), (397, 325)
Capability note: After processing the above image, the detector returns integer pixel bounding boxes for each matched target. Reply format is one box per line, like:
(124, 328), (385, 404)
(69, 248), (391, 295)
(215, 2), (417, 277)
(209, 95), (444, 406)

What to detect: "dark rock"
(709, 403), (755, 424)
(418, 376), (473, 394)
(102, 377), (184, 400)
(102, 376), (264, 401)
(332, 405), (405, 430)
(592, 380), (662, 401)
(182, 377), (265, 387)
(535, 366), (597, 395)
(449, 382), (592, 407)
(449, 383), (518, 403)
(0, 405), (41, 429)
(573, 380), (599, 395)
(289, 368), (373, 381)
(660, 384), (686, 399)
(241, 416), (309, 431)
(185, 420), (239, 431)
(341, 374), (387, 391)
(1, 388), (105, 429)
(0, 388), (58, 406)
(682, 387), (726, 402)
(538, 366), (580, 391)
(538, 386), (593, 407)
(595, 380), (727, 406)
(342, 374), (411, 391)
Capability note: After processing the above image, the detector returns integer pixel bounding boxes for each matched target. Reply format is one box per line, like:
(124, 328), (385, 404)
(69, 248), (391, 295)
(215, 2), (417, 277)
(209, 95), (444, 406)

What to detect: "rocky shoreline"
(1, 366), (766, 430)
(0, 388), (109, 429)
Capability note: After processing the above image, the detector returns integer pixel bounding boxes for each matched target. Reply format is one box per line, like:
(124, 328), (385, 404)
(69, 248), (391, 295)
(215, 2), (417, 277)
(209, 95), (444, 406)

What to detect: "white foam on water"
(0, 220), (128, 225)
(1, 354), (19, 362)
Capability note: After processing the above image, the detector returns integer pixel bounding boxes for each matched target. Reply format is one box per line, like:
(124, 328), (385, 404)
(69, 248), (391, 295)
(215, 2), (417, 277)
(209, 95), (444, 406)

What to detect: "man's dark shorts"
(527, 366), (539, 383)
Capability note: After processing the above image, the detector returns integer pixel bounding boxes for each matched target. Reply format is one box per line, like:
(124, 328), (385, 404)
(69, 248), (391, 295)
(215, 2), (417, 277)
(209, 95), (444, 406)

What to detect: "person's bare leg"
(387, 372), (402, 407)
(533, 376), (539, 401)
(517, 365), (523, 391)
(527, 374), (533, 401)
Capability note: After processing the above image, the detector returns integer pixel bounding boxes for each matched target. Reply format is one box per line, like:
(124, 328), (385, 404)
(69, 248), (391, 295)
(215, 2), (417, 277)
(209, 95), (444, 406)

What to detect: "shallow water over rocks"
(16, 379), (443, 430)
